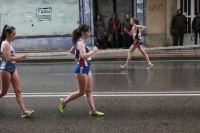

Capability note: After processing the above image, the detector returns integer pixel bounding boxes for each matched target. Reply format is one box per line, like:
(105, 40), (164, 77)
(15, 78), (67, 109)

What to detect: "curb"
(15, 46), (200, 63)
(17, 56), (200, 64)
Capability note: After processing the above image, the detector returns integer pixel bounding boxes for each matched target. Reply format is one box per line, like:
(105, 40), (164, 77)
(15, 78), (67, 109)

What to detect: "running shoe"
(58, 98), (66, 113)
(120, 65), (128, 69)
(89, 110), (104, 116)
(21, 109), (34, 118)
(147, 63), (153, 70)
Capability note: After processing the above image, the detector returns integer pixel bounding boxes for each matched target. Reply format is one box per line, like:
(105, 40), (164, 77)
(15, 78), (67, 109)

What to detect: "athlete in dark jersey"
(131, 26), (142, 47)
(120, 18), (153, 69)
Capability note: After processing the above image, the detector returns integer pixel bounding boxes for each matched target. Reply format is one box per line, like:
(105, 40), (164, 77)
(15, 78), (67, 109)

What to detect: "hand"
(92, 46), (98, 52)
(124, 28), (128, 32)
(20, 53), (28, 59)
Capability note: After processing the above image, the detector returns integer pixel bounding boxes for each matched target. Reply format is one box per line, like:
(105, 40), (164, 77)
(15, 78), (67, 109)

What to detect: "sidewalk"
(17, 46), (200, 63)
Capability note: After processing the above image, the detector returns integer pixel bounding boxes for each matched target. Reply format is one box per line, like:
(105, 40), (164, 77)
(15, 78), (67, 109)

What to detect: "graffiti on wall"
(36, 7), (52, 21)
(148, 4), (164, 13)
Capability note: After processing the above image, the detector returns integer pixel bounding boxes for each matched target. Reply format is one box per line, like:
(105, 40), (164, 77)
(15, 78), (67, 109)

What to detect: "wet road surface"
(1, 60), (200, 133)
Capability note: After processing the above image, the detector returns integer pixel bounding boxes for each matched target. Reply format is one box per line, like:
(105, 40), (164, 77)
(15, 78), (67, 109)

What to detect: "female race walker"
(58, 24), (104, 116)
(120, 18), (153, 69)
(0, 25), (34, 118)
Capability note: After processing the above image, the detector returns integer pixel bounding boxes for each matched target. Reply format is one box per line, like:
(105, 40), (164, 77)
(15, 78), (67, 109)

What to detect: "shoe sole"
(147, 64), (153, 70)
(89, 112), (104, 117)
(22, 110), (35, 118)
(58, 98), (64, 113)
(120, 65), (128, 69)
(89, 114), (104, 117)
(58, 106), (64, 113)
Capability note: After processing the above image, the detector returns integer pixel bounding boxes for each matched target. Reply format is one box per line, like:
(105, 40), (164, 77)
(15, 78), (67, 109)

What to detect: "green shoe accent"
(89, 110), (104, 116)
(58, 98), (66, 113)
(22, 109), (34, 118)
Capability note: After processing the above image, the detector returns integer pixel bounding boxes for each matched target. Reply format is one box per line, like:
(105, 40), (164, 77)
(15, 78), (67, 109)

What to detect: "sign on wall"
(36, 7), (52, 21)
(0, 0), (79, 36)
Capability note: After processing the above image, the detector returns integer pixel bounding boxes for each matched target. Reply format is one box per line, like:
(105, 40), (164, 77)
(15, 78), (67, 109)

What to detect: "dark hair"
(177, 9), (183, 14)
(0, 25), (15, 48)
(131, 18), (139, 25)
(72, 24), (91, 45)
(124, 13), (128, 18)
(96, 14), (102, 21)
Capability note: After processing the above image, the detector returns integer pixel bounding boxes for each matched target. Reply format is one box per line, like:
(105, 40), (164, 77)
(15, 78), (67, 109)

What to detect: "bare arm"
(69, 46), (75, 54)
(78, 42), (98, 59)
(135, 25), (146, 31)
(3, 42), (27, 62)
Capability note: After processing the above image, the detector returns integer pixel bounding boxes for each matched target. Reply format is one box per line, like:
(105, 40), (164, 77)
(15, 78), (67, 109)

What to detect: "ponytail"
(0, 25), (8, 48)
(72, 24), (91, 45)
(0, 25), (15, 49)
(72, 27), (81, 45)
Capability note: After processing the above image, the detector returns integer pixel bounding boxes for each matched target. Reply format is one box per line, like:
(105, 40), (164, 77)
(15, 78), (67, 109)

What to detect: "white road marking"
(51, 73), (129, 75)
(5, 91), (200, 97)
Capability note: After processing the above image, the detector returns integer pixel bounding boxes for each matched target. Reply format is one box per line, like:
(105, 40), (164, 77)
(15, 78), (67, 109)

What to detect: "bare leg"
(85, 71), (104, 116)
(85, 71), (95, 110)
(138, 45), (152, 65)
(63, 74), (87, 104)
(11, 70), (26, 111)
(123, 45), (137, 66)
(0, 71), (11, 98)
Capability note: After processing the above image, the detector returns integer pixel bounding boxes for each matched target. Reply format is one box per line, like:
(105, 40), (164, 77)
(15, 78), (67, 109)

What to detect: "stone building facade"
(0, 0), (199, 51)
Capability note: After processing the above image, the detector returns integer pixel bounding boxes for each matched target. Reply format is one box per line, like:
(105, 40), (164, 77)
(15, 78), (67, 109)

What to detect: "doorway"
(94, 0), (133, 29)
(93, 0), (133, 48)
(177, 0), (200, 45)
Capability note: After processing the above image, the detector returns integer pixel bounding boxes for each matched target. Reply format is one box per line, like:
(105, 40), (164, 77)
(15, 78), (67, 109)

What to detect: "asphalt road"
(1, 60), (200, 133)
